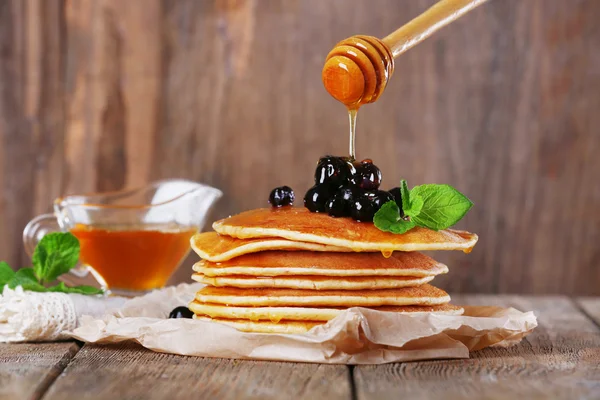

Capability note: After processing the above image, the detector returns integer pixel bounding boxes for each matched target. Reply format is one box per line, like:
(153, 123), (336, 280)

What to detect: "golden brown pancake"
(195, 284), (450, 307)
(194, 250), (448, 277)
(189, 301), (464, 322)
(194, 316), (320, 334)
(192, 273), (434, 290)
(213, 207), (478, 252)
(190, 232), (348, 262)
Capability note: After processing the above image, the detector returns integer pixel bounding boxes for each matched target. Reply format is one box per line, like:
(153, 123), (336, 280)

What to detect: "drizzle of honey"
(348, 107), (358, 159)
(269, 315), (283, 323)
(463, 246), (474, 254)
(381, 250), (394, 258)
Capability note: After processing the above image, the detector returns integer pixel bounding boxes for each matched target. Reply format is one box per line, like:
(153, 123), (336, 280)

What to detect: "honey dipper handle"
(382, 0), (488, 58)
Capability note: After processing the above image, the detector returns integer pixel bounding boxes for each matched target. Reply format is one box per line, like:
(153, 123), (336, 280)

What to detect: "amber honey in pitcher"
(70, 223), (197, 292)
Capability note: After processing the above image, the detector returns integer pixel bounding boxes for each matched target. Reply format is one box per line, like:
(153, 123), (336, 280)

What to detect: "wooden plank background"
(0, 0), (598, 295)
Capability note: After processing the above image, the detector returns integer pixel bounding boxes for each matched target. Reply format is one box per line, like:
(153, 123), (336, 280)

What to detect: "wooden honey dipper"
(322, 0), (489, 108)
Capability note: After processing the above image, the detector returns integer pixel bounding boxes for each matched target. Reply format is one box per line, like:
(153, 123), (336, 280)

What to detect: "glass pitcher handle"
(22, 214), (98, 287)
(23, 213), (60, 256)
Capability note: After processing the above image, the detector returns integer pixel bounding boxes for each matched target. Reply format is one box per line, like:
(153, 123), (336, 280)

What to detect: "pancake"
(195, 284), (450, 307)
(192, 273), (434, 290)
(194, 316), (320, 334)
(213, 207), (478, 252)
(194, 250), (448, 277)
(189, 301), (464, 322)
(190, 232), (348, 262)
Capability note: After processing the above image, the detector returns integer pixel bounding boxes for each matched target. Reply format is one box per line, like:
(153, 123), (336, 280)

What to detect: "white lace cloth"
(0, 286), (127, 342)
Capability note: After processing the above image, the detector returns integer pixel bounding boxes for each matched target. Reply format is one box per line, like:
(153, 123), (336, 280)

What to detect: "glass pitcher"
(23, 179), (222, 296)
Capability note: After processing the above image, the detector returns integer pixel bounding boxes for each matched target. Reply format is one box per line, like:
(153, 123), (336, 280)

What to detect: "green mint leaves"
(400, 179), (423, 218)
(0, 262), (14, 287)
(32, 232), (80, 284)
(1, 232), (103, 295)
(374, 179), (473, 234)
(47, 282), (104, 295)
(410, 184), (474, 230)
(373, 201), (416, 234)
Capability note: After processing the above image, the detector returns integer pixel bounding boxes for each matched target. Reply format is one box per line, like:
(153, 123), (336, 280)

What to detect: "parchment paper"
(69, 283), (537, 364)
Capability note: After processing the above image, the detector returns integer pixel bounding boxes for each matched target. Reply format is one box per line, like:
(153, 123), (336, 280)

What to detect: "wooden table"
(1, 295), (599, 400)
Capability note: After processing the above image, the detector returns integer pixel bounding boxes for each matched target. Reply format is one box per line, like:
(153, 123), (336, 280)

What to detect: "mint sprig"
(32, 232), (80, 284)
(374, 179), (473, 234)
(0, 232), (103, 295)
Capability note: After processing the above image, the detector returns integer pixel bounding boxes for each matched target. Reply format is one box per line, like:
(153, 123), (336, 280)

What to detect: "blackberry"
(326, 185), (355, 217)
(352, 159), (382, 190)
(304, 184), (332, 213)
(314, 156), (354, 187)
(168, 306), (194, 319)
(268, 186), (295, 207)
(350, 190), (394, 222)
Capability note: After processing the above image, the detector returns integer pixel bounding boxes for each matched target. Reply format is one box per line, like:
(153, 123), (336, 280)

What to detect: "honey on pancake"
(71, 223), (196, 291)
(381, 250), (393, 258)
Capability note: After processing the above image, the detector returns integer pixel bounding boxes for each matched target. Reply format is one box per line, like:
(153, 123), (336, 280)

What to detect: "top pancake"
(213, 207), (478, 252)
(191, 232), (349, 262)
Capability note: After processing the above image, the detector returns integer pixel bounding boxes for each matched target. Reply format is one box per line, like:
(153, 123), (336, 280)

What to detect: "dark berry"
(350, 190), (394, 222)
(326, 185), (356, 217)
(352, 159), (382, 190)
(169, 306), (193, 319)
(268, 186), (295, 207)
(388, 187), (405, 217)
(351, 192), (377, 222)
(314, 156), (354, 187)
(371, 190), (395, 210)
(304, 184), (332, 212)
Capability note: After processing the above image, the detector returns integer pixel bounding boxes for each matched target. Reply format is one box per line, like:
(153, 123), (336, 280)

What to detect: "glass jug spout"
(139, 179), (224, 229)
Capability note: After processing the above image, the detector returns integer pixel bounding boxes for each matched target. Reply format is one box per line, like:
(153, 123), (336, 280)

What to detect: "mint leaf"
(48, 282), (103, 295)
(389, 218), (416, 234)
(374, 201), (417, 234)
(7, 268), (47, 292)
(400, 179), (411, 213)
(399, 179), (423, 217)
(0, 261), (15, 288)
(405, 194), (424, 217)
(411, 184), (473, 230)
(32, 232), (80, 284)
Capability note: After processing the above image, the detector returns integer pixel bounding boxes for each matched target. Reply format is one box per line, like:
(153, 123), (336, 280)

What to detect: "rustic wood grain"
(0, 342), (80, 400)
(64, 0), (163, 194)
(0, 0), (65, 267)
(577, 297), (600, 328)
(354, 295), (600, 400)
(43, 342), (352, 400)
(1, 0), (599, 295)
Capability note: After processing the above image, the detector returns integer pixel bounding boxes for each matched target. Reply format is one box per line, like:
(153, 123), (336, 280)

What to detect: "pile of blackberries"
(267, 156), (402, 222)
(304, 156), (401, 222)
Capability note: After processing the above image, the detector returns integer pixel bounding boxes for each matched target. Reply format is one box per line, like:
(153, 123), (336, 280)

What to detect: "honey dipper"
(322, 0), (489, 107)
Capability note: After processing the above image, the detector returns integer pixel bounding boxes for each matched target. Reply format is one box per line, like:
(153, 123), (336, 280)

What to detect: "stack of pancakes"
(189, 207), (478, 334)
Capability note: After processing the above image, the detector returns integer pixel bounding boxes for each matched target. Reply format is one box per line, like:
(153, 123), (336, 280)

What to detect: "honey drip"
(348, 108), (358, 159)
(381, 250), (394, 258)
(269, 315), (283, 323)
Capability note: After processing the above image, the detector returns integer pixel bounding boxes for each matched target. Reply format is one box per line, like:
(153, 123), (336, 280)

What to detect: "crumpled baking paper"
(68, 283), (537, 364)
